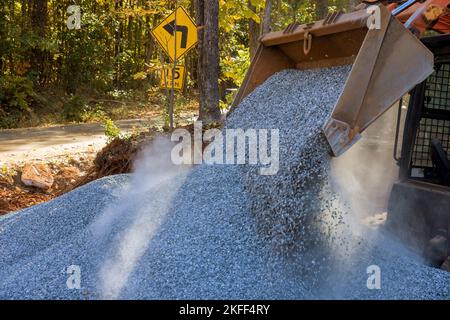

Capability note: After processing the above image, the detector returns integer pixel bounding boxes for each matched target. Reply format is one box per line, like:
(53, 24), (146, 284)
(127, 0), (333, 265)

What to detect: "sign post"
(152, 6), (198, 129)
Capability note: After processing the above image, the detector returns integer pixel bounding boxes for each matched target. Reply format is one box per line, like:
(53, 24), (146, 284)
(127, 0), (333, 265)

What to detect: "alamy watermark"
(366, 264), (381, 290)
(171, 121), (279, 175)
(366, 5), (381, 30)
(66, 265), (81, 290)
(67, 5), (81, 30)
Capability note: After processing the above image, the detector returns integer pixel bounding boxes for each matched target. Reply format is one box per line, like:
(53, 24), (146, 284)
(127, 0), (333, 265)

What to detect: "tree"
(262, 0), (272, 35)
(30, 0), (48, 84)
(0, 1), (8, 73)
(0, 0), (358, 129)
(248, 0), (260, 60)
(195, 0), (221, 122)
(315, 0), (329, 19)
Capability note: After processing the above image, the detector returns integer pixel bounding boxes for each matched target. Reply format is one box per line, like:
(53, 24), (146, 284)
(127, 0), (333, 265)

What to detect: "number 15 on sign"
(161, 66), (186, 90)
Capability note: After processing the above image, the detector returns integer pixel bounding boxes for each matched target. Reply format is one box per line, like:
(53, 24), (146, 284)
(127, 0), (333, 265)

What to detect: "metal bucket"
(232, 5), (434, 156)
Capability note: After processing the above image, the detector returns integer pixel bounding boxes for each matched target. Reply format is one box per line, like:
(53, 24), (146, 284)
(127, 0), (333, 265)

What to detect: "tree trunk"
(21, 0), (27, 23)
(315, 0), (328, 19)
(262, 0), (272, 35)
(248, 0), (260, 60)
(128, 0), (134, 55)
(30, 0), (48, 84)
(114, 0), (123, 87)
(188, 1), (198, 90)
(196, 0), (221, 122)
(195, 0), (205, 118)
(0, 2), (6, 73)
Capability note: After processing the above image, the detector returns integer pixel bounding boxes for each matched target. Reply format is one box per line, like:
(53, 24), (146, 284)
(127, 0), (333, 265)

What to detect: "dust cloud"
(89, 136), (190, 299)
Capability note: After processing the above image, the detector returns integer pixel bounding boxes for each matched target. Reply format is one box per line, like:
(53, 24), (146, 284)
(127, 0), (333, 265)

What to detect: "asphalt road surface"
(0, 119), (152, 167)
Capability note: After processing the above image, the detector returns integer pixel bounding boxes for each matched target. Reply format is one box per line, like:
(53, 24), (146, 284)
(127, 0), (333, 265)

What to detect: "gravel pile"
(321, 230), (450, 299)
(0, 170), (313, 299)
(226, 66), (351, 256)
(1, 67), (449, 299)
(0, 176), (130, 299)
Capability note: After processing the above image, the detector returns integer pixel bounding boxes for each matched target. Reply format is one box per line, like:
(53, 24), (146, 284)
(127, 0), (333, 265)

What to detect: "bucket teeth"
(323, 11), (343, 25)
(283, 23), (300, 34)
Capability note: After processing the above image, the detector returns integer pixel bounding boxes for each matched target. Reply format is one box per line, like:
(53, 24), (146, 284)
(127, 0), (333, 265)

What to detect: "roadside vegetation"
(0, 0), (355, 130)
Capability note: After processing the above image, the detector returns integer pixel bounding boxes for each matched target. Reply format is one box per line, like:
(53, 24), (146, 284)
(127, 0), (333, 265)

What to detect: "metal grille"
(424, 64), (450, 112)
(412, 118), (450, 168)
(411, 64), (450, 170)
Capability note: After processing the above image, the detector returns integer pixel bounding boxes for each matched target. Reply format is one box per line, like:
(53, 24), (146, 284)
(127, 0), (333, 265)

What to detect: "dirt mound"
(72, 131), (157, 189)
(0, 162), (85, 214)
(0, 188), (53, 215)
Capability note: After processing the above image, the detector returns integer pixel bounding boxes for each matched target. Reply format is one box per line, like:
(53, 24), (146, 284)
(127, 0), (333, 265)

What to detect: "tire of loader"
(427, 229), (449, 267)
(441, 257), (450, 272)
(387, 181), (450, 266)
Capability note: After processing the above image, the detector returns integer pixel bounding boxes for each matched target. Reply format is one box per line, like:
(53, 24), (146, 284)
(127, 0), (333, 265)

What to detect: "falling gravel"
(1, 66), (449, 299)
(226, 67), (351, 255)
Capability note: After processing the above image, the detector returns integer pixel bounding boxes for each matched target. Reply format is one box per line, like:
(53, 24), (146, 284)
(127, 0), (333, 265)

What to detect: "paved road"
(0, 119), (152, 167)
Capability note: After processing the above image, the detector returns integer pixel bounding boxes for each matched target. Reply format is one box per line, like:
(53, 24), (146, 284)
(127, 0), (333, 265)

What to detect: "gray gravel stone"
(1, 67), (449, 300)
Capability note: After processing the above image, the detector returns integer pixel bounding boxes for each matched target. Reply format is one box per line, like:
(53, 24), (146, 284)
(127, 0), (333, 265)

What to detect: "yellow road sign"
(160, 65), (186, 90)
(151, 6), (198, 62)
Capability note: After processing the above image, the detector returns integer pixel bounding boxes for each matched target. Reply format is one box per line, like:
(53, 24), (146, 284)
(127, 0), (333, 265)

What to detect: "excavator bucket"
(232, 5), (434, 156)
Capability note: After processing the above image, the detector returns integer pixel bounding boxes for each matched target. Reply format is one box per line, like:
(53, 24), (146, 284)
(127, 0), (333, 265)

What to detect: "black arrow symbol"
(163, 20), (189, 49)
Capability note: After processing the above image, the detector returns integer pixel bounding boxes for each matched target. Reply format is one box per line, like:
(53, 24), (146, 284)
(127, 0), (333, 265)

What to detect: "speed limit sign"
(160, 65), (186, 90)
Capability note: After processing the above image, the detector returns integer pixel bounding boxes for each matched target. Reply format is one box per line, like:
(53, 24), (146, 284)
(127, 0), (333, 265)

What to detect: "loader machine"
(388, 34), (450, 268)
(232, 1), (450, 268)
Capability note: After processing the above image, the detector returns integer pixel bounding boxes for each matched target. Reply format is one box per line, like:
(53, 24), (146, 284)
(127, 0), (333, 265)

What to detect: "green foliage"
(221, 44), (250, 87)
(174, 95), (188, 126)
(160, 94), (171, 128)
(83, 103), (108, 122)
(1, 164), (16, 179)
(0, 0), (355, 129)
(60, 11), (116, 93)
(160, 93), (191, 128)
(63, 95), (88, 122)
(219, 90), (237, 112)
(63, 96), (108, 122)
(0, 75), (34, 128)
(103, 118), (121, 141)
(219, 0), (264, 32)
